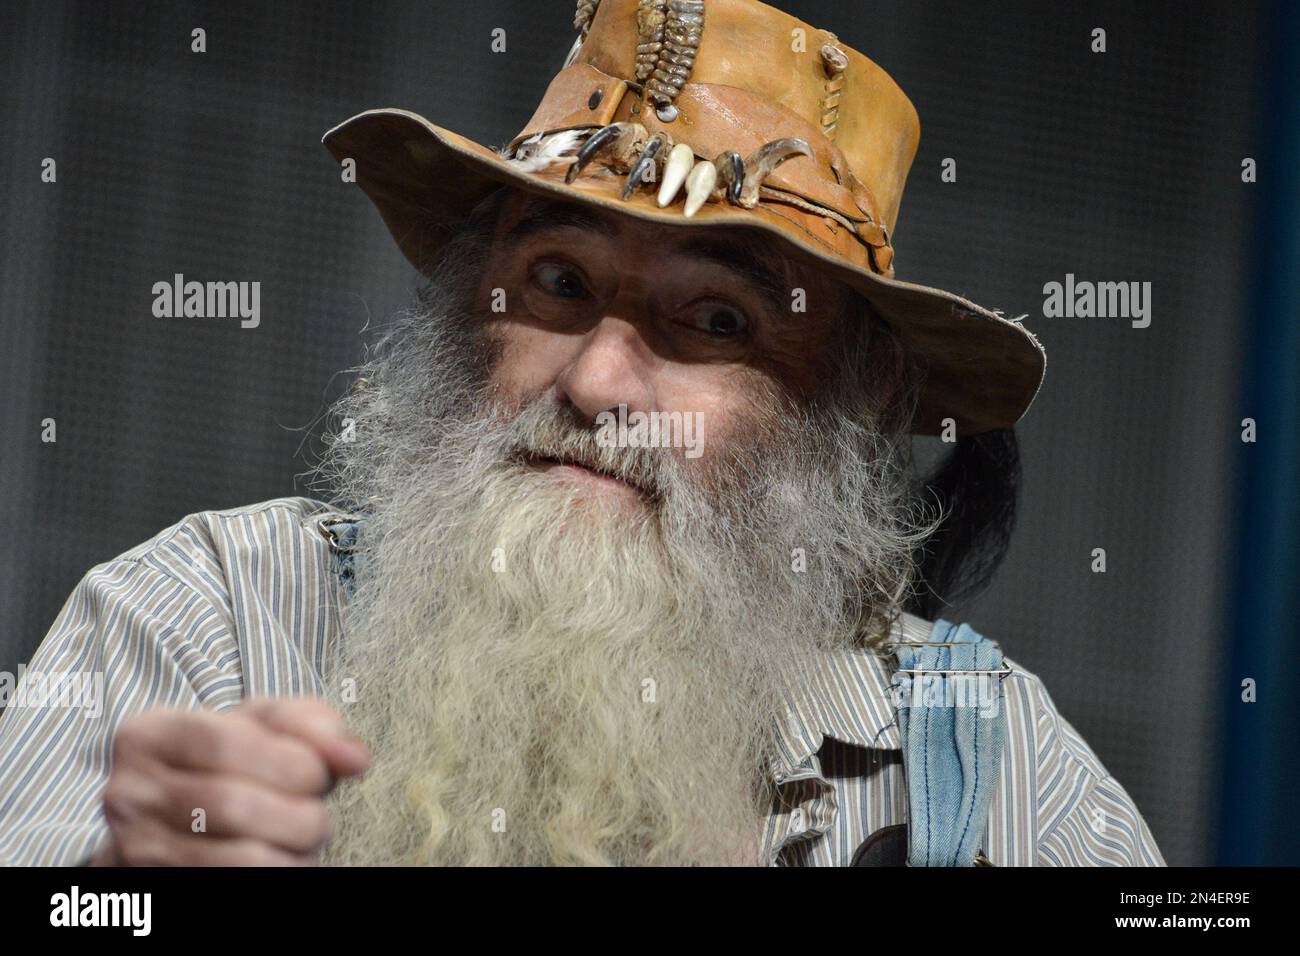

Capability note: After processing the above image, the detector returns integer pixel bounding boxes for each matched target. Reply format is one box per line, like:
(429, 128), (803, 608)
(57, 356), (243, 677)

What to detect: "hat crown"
(520, 0), (920, 236)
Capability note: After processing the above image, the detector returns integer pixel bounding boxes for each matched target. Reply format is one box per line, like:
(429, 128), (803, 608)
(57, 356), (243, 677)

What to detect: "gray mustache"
(501, 405), (667, 498)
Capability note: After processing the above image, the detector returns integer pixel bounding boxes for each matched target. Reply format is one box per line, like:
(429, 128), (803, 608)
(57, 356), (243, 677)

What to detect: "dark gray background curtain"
(0, 0), (1273, 865)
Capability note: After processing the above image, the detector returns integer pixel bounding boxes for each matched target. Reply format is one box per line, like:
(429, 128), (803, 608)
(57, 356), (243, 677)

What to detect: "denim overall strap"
(892, 618), (1008, 866)
(318, 515), (363, 599)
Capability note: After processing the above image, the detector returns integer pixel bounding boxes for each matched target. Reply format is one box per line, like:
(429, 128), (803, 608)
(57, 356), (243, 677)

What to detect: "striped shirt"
(0, 497), (1165, 866)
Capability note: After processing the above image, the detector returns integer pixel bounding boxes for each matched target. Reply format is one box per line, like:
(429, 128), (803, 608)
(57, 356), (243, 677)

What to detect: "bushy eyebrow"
(503, 197), (620, 245)
(673, 235), (792, 316)
(501, 196), (801, 319)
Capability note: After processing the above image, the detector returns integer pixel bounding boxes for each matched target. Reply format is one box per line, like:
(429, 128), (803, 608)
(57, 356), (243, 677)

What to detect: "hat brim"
(323, 108), (1045, 436)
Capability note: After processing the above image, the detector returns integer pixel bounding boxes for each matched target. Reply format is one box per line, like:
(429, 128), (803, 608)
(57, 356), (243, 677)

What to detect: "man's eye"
(682, 302), (749, 337)
(531, 262), (589, 299)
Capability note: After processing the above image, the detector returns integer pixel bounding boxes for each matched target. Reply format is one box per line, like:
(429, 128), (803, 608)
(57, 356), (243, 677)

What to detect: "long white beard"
(316, 232), (929, 866)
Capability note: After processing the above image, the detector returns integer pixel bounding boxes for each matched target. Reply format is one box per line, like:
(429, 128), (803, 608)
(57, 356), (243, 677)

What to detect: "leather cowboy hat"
(322, 0), (1045, 435)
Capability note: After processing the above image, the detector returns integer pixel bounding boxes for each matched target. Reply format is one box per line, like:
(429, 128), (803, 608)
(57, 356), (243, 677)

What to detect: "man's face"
(475, 191), (850, 506)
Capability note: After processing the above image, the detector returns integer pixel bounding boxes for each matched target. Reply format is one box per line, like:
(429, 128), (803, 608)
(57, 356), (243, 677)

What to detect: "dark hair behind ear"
(906, 428), (1021, 620)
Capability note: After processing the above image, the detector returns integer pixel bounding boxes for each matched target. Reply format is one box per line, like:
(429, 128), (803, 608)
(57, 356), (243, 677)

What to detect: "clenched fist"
(91, 698), (371, 866)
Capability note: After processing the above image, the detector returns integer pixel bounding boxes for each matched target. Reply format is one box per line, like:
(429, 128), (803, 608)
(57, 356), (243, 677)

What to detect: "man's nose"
(554, 309), (656, 423)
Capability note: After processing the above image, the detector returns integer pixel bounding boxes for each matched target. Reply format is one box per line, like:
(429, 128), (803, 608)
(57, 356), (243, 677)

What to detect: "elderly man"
(0, 0), (1162, 867)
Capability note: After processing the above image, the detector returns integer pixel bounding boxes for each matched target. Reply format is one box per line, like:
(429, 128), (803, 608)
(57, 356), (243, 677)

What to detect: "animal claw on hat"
(623, 131), (672, 200)
(712, 150), (744, 205)
(565, 121), (650, 184)
(738, 138), (814, 208)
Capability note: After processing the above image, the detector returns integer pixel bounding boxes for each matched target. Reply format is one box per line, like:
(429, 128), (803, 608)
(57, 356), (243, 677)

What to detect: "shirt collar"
(770, 611), (933, 781)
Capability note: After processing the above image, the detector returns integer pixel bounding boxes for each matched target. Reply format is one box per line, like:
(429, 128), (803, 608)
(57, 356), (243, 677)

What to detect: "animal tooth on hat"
(657, 143), (696, 206)
(682, 159), (717, 217)
(738, 138), (814, 208)
(623, 131), (672, 199)
(566, 122), (650, 183)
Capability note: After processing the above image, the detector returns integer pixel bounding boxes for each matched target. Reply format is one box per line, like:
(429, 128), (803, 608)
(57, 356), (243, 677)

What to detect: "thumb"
(241, 698), (372, 783)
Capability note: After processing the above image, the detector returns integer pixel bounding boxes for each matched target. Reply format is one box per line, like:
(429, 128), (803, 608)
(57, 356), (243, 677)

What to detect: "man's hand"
(90, 698), (370, 866)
